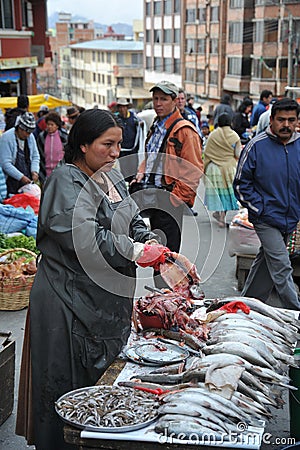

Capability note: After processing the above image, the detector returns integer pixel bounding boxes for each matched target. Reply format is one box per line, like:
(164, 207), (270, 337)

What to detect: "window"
(164, 0), (172, 14)
(197, 39), (206, 54)
(186, 39), (196, 54)
(107, 75), (111, 84)
(174, 58), (180, 74)
(154, 57), (162, 70)
(198, 7), (206, 23)
(229, 22), (243, 43)
(174, 0), (180, 13)
(279, 58), (288, 80)
(154, 1), (161, 15)
(243, 22), (253, 43)
(185, 68), (195, 82)
(196, 69), (205, 83)
(132, 77), (143, 87)
(154, 29), (161, 43)
(230, 0), (244, 7)
(164, 57), (173, 73)
(0, 0), (14, 28)
(93, 73), (96, 82)
(281, 19), (300, 43)
(146, 29), (151, 43)
(117, 53), (124, 64)
(186, 9), (196, 23)
(92, 51), (96, 62)
(132, 53), (142, 65)
(211, 6), (219, 22)
(145, 2), (151, 15)
(22, 0), (33, 27)
(117, 77), (125, 87)
(228, 57), (251, 76)
(210, 39), (218, 54)
(255, 20), (277, 42)
(264, 20), (278, 42)
(106, 52), (111, 63)
(146, 56), (151, 70)
(209, 70), (218, 85)
(174, 29), (180, 43)
(164, 29), (172, 43)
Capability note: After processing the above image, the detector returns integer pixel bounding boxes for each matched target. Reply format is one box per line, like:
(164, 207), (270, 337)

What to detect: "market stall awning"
(0, 94), (71, 113)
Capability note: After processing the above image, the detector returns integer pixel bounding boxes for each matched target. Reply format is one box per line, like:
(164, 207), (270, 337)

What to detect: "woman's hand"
(31, 172), (39, 182)
(137, 244), (170, 270)
(20, 175), (31, 185)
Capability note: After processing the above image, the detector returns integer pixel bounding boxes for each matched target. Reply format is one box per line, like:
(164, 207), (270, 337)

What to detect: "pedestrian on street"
(36, 111), (68, 184)
(15, 108), (166, 450)
(0, 111), (39, 196)
(116, 97), (144, 183)
(213, 93), (234, 128)
(204, 112), (241, 228)
(176, 88), (202, 135)
(4, 94), (29, 131)
(250, 89), (273, 127)
(131, 80), (203, 285)
(234, 98), (300, 310)
(232, 98), (253, 145)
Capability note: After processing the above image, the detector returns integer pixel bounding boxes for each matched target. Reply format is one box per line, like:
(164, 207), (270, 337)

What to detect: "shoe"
(190, 208), (198, 216)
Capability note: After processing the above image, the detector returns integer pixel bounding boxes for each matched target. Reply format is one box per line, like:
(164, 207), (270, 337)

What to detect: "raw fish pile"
(130, 296), (300, 441)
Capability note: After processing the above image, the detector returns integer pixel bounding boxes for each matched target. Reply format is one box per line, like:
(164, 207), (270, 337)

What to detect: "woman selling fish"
(16, 109), (168, 450)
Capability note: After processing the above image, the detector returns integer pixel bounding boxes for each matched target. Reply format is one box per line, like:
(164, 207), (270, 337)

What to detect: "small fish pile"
(55, 385), (159, 429)
(138, 297), (300, 440)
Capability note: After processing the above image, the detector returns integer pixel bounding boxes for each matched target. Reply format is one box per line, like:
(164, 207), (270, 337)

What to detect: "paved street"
(0, 182), (294, 449)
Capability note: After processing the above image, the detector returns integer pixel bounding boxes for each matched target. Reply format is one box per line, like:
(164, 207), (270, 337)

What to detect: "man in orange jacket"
(131, 81), (203, 279)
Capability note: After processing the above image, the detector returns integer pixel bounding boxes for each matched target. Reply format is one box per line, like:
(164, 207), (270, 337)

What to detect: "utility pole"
(287, 14), (294, 98)
(293, 34), (299, 91)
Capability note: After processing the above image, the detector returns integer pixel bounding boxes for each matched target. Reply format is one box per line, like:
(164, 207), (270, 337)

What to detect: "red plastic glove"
(220, 301), (250, 315)
(137, 244), (170, 271)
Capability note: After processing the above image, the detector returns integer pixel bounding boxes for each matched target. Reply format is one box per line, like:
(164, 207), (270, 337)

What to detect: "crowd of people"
(0, 86), (299, 450)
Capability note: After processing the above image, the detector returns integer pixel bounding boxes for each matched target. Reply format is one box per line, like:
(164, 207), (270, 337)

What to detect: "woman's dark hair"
(218, 112), (232, 127)
(221, 94), (232, 105)
(64, 109), (122, 163)
(238, 98), (253, 113)
(45, 111), (63, 128)
(270, 98), (300, 119)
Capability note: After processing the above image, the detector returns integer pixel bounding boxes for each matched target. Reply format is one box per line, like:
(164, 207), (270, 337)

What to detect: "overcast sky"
(47, 0), (143, 24)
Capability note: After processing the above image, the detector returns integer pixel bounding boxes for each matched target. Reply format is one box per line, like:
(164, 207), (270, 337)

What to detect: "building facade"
(0, 0), (51, 97)
(70, 40), (151, 110)
(144, 0), (300, 111)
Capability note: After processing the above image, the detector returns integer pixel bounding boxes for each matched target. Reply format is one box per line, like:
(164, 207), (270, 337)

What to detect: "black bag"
(129, 181), (158, 210)
(128, 117), (184, 211)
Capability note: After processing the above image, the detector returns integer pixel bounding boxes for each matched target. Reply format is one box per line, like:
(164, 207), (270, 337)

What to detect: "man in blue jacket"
(234, 98), (300, 310)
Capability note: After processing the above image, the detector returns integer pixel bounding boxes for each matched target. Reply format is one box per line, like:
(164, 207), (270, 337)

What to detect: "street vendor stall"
(56, 254), (299, 450)
(0, 94), (71, 113)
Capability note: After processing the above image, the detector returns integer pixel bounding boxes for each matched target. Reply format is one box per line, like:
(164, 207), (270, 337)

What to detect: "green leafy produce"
(0, 233), (39, 255)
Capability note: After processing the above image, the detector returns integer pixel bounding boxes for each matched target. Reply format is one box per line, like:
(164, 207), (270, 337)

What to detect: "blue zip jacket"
(233, 128), (300, 234)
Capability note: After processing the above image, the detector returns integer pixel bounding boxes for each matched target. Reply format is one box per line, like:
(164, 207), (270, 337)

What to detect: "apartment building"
(70, 40), (151, 110)
(144, 0), (300, 111)
(0, 0), (51, 97)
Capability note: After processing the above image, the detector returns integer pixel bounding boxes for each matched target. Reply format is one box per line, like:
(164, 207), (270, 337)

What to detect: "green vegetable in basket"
(0, 233), (39, 255)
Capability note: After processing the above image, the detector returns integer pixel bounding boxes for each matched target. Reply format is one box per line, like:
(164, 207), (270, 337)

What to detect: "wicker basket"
(0, 248), (37, 311)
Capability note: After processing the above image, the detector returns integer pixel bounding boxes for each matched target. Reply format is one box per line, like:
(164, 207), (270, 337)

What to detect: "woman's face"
(79, 126), (122, 176)
(46, 120), (59, 134)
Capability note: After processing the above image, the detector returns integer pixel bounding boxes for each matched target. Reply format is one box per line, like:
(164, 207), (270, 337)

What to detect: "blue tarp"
(0, 204), (37, 237)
